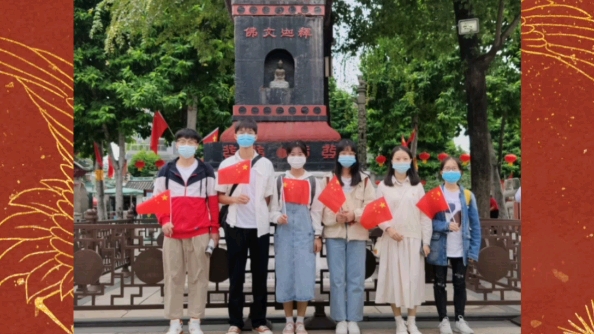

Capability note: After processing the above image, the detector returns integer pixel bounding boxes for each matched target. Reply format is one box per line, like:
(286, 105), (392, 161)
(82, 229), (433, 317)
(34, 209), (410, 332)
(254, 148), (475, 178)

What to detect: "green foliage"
(128, 150), (161, 177)
(328, 78), (358, 139)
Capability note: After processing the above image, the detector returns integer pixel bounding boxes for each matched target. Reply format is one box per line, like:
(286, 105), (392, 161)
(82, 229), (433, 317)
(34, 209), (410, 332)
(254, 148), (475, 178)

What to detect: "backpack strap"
(464, 189), (472, 206)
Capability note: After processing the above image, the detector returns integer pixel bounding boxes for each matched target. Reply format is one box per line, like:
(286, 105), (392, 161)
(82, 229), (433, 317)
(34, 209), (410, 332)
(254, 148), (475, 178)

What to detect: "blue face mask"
(338, 155), (356, 168)
(237, 134), (256, 147)
(392, 162), (410, 174)
(178, 145), (197, 159)
(442, 171), (461, 183)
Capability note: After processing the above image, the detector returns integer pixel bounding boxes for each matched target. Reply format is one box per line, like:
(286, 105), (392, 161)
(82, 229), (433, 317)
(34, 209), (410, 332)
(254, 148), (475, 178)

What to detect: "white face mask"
(287, 156), (307, 169)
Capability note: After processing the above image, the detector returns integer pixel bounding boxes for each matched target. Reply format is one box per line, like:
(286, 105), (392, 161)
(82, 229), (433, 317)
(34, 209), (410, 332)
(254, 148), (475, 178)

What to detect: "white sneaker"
(335, 321), (348, 334)
(189, 319), (203, 334)
(407, 320), (422, 334)
(347, 321), (360, 334)
(438, 317), (453, 334)
(283, 322), (295, 334)
(226, 326), (241, 334)
(295, 322), (308, 334)
(454, 316), (474, 334)
(254, 326), (273, 334)
(166, 320), (183, 334)
(395, 317), (408, 334)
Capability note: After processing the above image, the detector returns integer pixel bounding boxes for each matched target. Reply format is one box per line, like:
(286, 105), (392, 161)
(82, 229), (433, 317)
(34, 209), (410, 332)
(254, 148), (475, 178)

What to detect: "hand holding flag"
(137, 190), (171, 215)
(416, 186), (449, 219)
(360, 197), (393, 230)
(318, 176), (347, 213)
(217, 160), (251, 185)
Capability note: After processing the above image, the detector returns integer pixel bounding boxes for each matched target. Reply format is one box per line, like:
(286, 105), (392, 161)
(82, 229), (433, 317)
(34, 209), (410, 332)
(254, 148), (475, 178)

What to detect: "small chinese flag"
(283, 178), (310, 205)
(93, 142), (103, 168)
(108, 157), (114, 179)
(217, 160), (251, 185)
(137, 190), (171, 215)
(202, 127), (219, 143)
(416, 186), (449, 219)
(401, 135), (408, 148)
(360, 197), (393, 230)
(151, 111), (169, 154)
(318, 176), (346, 213)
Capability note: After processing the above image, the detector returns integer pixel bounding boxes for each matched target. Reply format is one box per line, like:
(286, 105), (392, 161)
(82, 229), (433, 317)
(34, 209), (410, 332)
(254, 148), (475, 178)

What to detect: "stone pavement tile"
(74, 321), (520, 334)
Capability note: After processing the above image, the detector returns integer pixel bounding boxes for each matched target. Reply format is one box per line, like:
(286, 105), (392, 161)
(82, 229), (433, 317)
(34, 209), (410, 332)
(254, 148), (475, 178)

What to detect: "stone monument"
(204, 0), (341, 170)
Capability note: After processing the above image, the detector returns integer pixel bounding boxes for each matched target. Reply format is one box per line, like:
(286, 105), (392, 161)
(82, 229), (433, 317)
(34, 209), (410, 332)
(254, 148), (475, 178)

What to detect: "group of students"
(153, 119), (481, 334)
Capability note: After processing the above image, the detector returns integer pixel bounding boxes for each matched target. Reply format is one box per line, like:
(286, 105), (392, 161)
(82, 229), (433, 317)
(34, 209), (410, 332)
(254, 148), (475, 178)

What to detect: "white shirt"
(444, 187), (463, 258)
(235, 167), (258, 229)
(215, 151), (275, 237)
(177, 160), (198, 183)
(341, 177), (353, 194)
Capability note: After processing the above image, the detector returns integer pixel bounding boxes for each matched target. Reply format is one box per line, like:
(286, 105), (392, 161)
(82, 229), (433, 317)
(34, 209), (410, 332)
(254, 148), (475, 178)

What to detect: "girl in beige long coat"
(322, 139), (376, 334)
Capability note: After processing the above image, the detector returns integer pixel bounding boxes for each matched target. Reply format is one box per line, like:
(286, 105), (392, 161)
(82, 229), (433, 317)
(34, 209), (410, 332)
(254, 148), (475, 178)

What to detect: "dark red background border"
(0, 1), (73, 333)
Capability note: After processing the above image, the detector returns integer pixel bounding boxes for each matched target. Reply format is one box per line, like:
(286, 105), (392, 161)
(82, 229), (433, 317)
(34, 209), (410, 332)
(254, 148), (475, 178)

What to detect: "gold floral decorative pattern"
(0, 36), (73, 334)
(559, 300), (594, 334)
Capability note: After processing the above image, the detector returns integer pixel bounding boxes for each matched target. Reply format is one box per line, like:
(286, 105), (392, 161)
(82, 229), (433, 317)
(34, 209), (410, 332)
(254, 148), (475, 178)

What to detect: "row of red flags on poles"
(92, 111), (219, 178)
(138, 158), (450, 230)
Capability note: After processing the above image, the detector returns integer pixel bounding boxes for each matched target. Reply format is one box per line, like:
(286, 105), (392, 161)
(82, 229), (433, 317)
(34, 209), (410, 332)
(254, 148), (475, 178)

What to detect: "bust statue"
(269, 60), (290, 89)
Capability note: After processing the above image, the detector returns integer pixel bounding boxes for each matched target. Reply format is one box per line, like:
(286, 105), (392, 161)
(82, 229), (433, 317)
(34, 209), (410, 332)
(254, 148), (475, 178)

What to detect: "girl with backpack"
(374, 146), (432, 334)
(270, 140), (324, 334)
(426, 157), (481, 334)
(322, 139), (376, 334)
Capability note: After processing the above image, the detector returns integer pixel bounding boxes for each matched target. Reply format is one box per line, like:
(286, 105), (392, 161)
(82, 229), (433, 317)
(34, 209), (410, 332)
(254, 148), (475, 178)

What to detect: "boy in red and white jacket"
(152, 128), (220, 334)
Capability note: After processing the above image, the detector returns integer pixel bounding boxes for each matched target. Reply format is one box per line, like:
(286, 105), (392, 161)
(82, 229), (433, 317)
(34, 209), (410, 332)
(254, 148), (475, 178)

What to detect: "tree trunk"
(453, 0), (492, 218)
(488, 135), (508, 219)
(95, 159), (107, 221)
(411, 115), (419, 156)
(187, 96), (198, 130)
(357, 76), (368, 170)
(497, 111), (507, 174)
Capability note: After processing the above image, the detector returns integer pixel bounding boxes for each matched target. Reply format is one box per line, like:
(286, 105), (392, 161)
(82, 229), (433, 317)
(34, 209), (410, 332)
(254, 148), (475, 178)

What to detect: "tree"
(335, 0), (521, 217)
(75, 0), (153, 219)
(92, 0), (235, 132)
(328, 78), (359, 140)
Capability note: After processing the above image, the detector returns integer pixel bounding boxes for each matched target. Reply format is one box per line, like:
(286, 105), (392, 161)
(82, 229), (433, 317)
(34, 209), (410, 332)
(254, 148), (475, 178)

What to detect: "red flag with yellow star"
(217, 159), (251, 185)
(283, 178), (310, 205)
(416, 186), (449, 219)
(318, 176), (347, 213)
(360, 197), (393, 229)
(137, 190), (171, 215)
(202, 127), (219, 143)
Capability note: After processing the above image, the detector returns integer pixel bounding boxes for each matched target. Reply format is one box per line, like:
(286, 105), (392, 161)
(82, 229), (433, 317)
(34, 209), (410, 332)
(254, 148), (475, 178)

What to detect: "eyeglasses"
(177, 140), (198, 145)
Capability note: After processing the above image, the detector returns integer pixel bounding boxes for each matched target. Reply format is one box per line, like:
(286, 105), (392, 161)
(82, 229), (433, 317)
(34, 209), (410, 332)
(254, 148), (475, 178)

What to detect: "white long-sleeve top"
(269, 170), (324, 236)
(376, 177), (432, 246)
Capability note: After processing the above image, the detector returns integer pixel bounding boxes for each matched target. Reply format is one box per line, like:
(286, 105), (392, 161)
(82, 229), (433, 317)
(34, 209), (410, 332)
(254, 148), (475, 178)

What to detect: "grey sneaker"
(188, 319), (203, 334)
(454, 316), (474, 334)
(166, 320), (183, 334)
(335, 321), (348, 334)
(347, 321), (360, 334)
(438, 317), (453, 334)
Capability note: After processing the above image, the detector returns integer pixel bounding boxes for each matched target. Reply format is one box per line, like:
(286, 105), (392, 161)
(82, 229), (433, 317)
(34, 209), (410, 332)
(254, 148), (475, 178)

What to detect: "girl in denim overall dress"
(270, 141), (324, 334)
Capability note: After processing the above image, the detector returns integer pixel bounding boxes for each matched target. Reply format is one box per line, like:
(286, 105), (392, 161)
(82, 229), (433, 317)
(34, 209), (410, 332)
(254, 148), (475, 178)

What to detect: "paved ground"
(74, 320), (520, 334)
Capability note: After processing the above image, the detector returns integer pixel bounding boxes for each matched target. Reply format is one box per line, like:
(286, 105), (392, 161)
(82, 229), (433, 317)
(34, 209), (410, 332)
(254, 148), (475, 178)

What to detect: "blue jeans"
(326, 238), (366, 322)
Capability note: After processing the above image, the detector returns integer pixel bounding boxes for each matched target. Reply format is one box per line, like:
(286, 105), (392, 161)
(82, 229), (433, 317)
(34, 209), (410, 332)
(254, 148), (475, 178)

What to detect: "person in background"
(426, 157), (481, 334)
(374, 146), (432, 334)
(515, 186), (521, 203)
(153, 128), (220, 334)
(489, 196), (499, 219)
(322, 139), (376, 334)
(270, 141), (324, 334)
(216, 119), (276, 334)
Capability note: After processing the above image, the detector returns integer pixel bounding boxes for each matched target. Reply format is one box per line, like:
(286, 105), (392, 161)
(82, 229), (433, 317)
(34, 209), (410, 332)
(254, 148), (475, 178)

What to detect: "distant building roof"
(125, 177), (154, 191)
(74, 161), (92, 178)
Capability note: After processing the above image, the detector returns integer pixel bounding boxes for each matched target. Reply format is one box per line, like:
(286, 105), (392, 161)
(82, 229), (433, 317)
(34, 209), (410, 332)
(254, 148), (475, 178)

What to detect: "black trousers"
(433, 257), (467, 321)
(225, 227), (270, 328)
(490, 209), (499, 218)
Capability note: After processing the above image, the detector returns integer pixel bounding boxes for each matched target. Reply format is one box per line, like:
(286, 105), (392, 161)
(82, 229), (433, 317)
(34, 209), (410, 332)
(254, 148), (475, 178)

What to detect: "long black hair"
(333, 139), (363, 187)
(383, 145), (421, 186)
